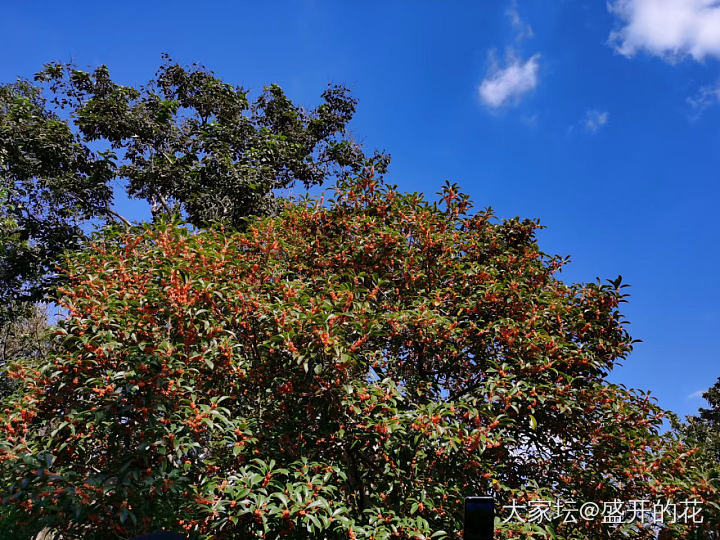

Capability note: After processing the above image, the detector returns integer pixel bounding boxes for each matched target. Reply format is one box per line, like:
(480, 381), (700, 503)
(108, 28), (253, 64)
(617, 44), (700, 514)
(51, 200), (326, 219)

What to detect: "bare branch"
(105, 205), (132, 228)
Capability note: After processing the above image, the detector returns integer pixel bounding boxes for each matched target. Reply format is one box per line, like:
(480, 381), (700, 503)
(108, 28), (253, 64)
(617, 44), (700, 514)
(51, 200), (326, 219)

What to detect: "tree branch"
(105, 206), (132, 228)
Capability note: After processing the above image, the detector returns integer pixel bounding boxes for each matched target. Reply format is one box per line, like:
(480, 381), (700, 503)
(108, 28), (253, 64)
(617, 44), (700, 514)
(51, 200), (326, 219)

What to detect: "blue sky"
(2, 1), (719, 419)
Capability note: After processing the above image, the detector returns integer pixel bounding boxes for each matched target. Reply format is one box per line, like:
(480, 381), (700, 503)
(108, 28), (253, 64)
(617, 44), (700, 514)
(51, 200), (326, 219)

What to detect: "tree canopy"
(1, 174), (714, 538)
(0, 56), (387, 313)
(671, 378), (720, 533)
(0, 80), (113, 317)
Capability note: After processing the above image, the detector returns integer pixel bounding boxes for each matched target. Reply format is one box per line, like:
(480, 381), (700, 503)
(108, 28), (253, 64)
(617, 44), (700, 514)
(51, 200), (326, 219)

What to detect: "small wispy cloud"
(506, 0), (534, 42)
(687, 82), (720, 117)
(479, 53), (540, 109)
(478, 2), (540, 110)
(522, 113), (539, 127)
(608, 0), (720, 62)
(584, 109), (609, 133)
(687, 388), (707, 400)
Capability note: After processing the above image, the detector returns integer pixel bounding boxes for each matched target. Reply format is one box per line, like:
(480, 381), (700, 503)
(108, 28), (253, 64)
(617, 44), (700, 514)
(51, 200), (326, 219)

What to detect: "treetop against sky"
(0, 1), (718, 420)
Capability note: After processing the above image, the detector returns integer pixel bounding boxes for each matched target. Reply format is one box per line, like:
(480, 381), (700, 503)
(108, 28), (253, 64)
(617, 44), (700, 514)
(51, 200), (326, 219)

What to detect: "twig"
(105, 206), (132, 228)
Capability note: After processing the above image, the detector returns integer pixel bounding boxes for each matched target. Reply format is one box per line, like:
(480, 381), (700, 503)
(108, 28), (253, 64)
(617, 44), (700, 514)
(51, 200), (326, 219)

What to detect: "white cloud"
(479, 53), (540, 109)
(507, 0), (534, 41)
(687, 388), (707, 400)
(608, 0), (720, 61)
(687, 82), (720, 114)
(584, 109), (609, 132)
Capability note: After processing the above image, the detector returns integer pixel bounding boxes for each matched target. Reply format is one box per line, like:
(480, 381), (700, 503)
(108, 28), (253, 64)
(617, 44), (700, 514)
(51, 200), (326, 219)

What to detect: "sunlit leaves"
(0, 174), (714, 538)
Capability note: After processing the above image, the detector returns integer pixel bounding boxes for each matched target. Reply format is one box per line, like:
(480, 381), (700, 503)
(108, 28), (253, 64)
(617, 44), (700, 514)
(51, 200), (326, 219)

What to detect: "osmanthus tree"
(0, 174), (715, 538)
(669, 378), (720, 535)
(0, 57), (386, 426)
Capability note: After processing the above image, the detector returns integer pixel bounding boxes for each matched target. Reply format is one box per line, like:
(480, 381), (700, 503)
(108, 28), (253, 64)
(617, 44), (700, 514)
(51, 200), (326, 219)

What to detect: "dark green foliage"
(0, 56), (387, 318)
(670, 378), (720, 536)
(34, 55), (388, 229)
(0, 81), (113, 315)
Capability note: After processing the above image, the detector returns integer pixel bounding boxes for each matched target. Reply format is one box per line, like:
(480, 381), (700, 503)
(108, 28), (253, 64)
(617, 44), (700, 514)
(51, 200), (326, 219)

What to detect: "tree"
(0, 304), (52, 399)
(692, 378), (720, 475)
(670, 378), (720, 536)
(0, 175), (714, 538)
(0, 80), (113, 319)
(0, 304), (54, 539)
(0, 56), (387, 314)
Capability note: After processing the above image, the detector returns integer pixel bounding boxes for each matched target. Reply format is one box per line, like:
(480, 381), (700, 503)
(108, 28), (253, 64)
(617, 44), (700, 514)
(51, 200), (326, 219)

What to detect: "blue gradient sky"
(2, 1), (719, 419)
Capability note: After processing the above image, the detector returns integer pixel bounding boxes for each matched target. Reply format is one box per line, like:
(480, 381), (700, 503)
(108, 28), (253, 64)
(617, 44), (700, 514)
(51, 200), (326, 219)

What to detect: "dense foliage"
(34, 56), (388, 229)
(0, 80), (112, 320)
(0, 57), (386, 314)
(670, 377), (720, 535)
(0, 175), (714, 538)
(0, 304), (52, 400)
